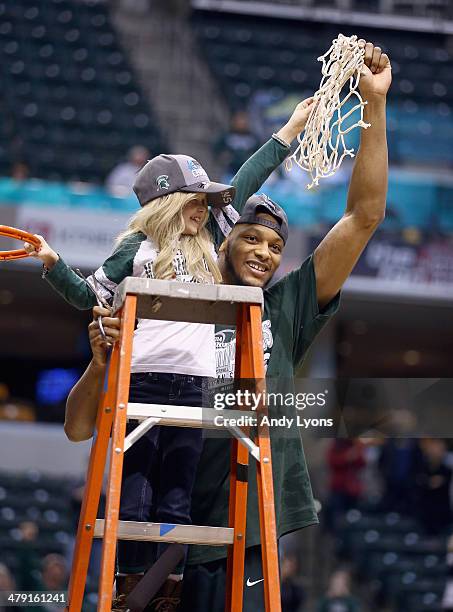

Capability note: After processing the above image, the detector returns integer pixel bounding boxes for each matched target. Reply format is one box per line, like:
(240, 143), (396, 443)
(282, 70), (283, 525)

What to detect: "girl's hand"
(23, 234), (59, 269)
(275, 97), (316, 145)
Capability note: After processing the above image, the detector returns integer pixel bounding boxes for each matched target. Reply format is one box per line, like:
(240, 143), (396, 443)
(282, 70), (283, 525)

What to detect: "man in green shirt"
(180, 40), (391, 611)
(65, 39), (391, 611)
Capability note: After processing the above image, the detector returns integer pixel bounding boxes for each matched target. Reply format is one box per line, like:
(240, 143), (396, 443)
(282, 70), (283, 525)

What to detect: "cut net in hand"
(287, 34), (370, 190)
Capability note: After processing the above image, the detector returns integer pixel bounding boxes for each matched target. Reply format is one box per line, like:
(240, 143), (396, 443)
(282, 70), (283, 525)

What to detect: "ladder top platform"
(113, 277), (264, 325)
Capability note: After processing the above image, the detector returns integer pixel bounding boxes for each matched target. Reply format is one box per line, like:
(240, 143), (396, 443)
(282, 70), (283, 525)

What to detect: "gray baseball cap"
(236, 194), (289, 244)
(133, 154), (236, 208)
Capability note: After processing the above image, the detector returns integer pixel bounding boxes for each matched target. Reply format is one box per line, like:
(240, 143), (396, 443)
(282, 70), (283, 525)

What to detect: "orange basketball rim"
(0, 225), (41, 261)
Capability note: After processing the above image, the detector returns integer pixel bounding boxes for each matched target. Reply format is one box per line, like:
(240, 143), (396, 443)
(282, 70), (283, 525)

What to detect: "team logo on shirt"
(215, 329), (236, 379)
(262, 319), (273, 367)
(143, 249), (206, 284)
(144, 261), (154, 278)
(173, 250), (187, 275)
(215, 321), (273, 378)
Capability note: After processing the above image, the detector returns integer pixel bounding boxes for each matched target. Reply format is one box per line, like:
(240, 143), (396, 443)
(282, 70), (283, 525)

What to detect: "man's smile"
(245, 260), (270, 277)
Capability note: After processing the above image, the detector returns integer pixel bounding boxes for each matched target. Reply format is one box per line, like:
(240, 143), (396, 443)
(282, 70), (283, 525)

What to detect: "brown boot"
(111, 574), (144, 612)
(147, 579), (182, 612)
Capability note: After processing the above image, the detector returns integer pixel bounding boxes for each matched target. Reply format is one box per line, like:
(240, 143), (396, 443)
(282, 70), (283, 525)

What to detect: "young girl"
(24, 97), (314, 611)
(24, 154), (237, 611)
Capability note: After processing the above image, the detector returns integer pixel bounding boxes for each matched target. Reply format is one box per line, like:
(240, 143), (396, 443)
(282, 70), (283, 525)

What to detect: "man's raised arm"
(314, 40), (392, 309)
(64, 307), (120, 442)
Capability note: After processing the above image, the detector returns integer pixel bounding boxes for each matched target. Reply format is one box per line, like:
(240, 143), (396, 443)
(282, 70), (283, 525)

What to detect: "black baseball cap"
(236, 194), (289, 244)
(133, 154), (236, 208)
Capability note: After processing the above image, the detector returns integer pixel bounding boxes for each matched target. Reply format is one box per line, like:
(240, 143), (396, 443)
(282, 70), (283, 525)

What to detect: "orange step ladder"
(66, 278), (282, 612)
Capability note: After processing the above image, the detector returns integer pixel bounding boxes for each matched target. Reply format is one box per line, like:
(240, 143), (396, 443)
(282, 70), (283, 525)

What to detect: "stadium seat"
(0, 470), (76, 605)
(332, 505), (449, 609)
(193, 10), (453, 167)
(0, 0), (164, 182)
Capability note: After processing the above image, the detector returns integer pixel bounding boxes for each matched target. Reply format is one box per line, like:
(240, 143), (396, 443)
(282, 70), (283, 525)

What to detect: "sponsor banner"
(310, 233), (453, 286)
(304, 231), (453, 302)
(15, 205), (131, 268)
(354, 236), (453, 285)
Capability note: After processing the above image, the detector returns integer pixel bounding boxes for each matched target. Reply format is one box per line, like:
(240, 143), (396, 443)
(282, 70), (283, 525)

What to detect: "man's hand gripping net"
(287, 34), (370, 190)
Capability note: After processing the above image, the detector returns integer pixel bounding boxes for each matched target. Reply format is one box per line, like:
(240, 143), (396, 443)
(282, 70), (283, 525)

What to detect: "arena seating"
(0, 0), (163, 182)
(336, 508), (448, 611)
(0, 469), (98, 609)
(196, 0), (452, 19)
(192, 10), (453, 167)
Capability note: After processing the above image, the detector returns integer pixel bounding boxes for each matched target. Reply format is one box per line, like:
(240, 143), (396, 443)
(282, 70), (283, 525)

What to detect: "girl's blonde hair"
(116, 191), (222, 283)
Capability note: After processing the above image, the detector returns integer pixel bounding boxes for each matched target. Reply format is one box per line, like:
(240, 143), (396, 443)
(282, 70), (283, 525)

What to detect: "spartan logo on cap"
(187, 159), (205, 179)
(156, 175), (170, 190)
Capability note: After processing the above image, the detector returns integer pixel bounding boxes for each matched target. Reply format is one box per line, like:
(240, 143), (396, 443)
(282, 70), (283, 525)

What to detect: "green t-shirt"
(187, 255), (340, 565)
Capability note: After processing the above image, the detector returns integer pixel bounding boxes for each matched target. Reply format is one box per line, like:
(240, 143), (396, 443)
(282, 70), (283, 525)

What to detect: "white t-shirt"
(129, 237), (216, 377)
(131, 319), (215, 377)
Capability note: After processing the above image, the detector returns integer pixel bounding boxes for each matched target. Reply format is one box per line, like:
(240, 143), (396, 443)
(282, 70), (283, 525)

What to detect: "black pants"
(117, 372), (204, 574)
(180, 546), (269, 612)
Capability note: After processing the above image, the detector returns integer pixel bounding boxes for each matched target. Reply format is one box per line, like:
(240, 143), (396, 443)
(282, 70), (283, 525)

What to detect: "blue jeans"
(117, 372), (204, 574)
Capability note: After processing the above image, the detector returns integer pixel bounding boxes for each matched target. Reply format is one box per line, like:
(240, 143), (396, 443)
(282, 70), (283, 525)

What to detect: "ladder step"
(113, 277), (263, 325)
(127, 403), (256, 429)
(94, 519), (234, 545)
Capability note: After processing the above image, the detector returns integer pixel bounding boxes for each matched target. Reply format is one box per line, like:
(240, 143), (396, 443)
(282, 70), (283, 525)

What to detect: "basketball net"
(287, 34), (370, 190)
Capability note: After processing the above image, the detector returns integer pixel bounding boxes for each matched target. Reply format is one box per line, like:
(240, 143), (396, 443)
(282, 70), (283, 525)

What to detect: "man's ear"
(219, 238), (228, 253)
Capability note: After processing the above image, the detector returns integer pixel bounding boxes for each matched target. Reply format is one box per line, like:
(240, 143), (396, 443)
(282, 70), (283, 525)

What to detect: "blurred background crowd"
(0, 0), (452, 610)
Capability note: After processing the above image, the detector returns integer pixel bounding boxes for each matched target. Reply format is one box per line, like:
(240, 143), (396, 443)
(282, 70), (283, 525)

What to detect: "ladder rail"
(249, 304), (282, 612)
(67, 347), (119, 612)
(226, 303), (253, 612)
(98, 295), (137, 612)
